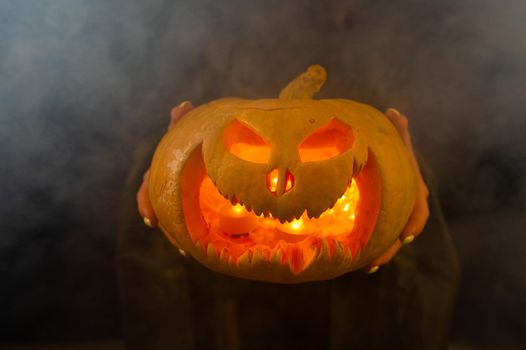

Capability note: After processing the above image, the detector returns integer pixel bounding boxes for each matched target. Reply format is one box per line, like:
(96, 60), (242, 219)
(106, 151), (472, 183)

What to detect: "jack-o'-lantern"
(148, 65), (417, 283)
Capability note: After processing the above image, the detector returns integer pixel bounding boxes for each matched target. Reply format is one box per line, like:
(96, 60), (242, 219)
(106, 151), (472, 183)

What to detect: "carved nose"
(267, 169), (294, 195)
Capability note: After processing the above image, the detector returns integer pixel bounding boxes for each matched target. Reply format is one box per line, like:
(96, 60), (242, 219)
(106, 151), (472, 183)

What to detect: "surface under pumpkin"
(147, 65), (418, 283)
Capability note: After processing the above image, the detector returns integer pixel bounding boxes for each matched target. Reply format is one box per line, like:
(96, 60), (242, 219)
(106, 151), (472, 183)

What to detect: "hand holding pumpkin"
(137, 66), (430, 282)
(137, 101), (194, 228)
(366, 108), (430, 273)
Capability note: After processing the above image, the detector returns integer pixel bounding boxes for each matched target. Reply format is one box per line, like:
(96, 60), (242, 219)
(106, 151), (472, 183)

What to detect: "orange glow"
(229, 144), (270, 164)
(267, 169), (294, 194)
(200, 177), (360, 245)
(223, 120), (271, 164)
(290, 219), (303, 230)
(285, 171), (294, 192)
(276, 217), (312, 237)
(298, 119), (354, 162)
(232, 204), (245, 214)
(180, 146), (383, 274)
(299, 147), (340, 162)
(283, 218), (304, 232)
(218, 203), (257, 235)
(268, 169), (279, 193)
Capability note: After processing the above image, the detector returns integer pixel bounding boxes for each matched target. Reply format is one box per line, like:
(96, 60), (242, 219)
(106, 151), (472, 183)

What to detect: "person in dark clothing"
(117, 101), (459, 350)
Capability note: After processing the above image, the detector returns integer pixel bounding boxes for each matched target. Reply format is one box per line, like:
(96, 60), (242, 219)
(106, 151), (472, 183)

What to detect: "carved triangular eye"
(299, 119), (354, 162)
(223, 120), (271, 164)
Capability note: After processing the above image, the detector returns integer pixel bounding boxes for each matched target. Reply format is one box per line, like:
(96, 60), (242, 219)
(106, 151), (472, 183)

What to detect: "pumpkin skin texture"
(148, 66), (418, 283)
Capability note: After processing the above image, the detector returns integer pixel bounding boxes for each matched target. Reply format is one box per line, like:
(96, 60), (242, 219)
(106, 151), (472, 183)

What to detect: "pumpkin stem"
(279, 65), (327, 100)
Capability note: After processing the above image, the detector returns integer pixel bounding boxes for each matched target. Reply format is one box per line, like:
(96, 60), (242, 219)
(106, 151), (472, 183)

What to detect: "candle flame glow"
(269, 169), (279, 193)
(267, 169), (294, 194)
(285, 177), (293, 191)
(289, 218), (303, 230)
(232, 204), (245, 214)
(210, 178), (360, 238)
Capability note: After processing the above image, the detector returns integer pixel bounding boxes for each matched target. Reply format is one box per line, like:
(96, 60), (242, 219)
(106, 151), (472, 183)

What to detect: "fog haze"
(0, 0), (525, 347)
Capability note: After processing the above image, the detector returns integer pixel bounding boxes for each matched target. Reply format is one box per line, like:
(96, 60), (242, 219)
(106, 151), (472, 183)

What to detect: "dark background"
(0, 0), (525, 348)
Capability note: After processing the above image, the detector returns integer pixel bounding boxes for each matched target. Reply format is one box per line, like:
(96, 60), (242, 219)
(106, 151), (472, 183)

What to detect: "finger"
(136, 169), (158, 227)
(400, 193), (430, 241)
(385, 108), (410, 144)
(138, 101), (193, 227)
(168, 101), (193, 130)
(385, 108), (430, 243)
(365, 239), (402, 273)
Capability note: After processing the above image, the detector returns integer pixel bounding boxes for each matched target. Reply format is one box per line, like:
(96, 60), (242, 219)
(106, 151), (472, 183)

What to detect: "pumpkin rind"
(148, 68), (417, 283)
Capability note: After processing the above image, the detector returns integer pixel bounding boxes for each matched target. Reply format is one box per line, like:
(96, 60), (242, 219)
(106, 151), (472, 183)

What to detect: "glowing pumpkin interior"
(180, 135), (382, 274)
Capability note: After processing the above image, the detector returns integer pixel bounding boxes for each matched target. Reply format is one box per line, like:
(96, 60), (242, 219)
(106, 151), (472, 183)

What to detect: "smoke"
(0, 0), (525, 346)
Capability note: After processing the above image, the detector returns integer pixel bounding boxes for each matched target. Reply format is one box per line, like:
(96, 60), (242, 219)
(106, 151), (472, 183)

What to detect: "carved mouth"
(216, 177), (358, 222)
(179, 147), (381, 276)
(212, 173), (357, 223)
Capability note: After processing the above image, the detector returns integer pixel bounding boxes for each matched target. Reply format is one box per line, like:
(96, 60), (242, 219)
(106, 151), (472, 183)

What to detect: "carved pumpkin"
(148, 65), (417, 283)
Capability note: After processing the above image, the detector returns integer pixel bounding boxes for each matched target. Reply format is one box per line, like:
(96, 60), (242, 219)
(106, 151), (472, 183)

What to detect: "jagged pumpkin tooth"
(227, 255), (237, 266)
(332, 242), (346, 266)
(287, 247), (305, 274)
(194, 241), (205, 254)
(219, 248), (229, 262)
(343, 249), (354, 265)
(270, 248), (283, 266)
(251, 248), (265, 267)
(253, 206), (263, 217)
(320, 239), (331, 262)
(302, 245), (318, 270)
(206, 243), (218, 260)
(236, 250), (251, 268)
(344, 247), (353, 261)
(262, 248), (272, 262)
(334, 241), (345, 255)
(354, 249), (362, 261)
